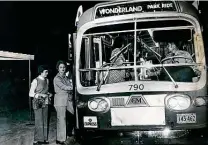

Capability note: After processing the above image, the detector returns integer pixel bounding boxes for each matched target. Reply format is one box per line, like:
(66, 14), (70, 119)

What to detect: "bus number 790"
(129, 84), (144, 91)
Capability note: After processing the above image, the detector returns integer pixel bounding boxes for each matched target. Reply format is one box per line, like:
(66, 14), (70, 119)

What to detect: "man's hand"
(146, 70), (152, 77)
(39, 94), (48, 98)
(48, 93), (53, 98)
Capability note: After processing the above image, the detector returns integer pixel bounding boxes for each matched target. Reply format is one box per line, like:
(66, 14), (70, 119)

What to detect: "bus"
(70, 0), (207, 143)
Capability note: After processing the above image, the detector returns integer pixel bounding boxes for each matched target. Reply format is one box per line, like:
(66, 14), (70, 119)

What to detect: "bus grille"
(111, 98), (125, 107)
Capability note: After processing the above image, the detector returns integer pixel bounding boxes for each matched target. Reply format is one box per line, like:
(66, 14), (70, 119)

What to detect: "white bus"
(70, 0), (207, 143)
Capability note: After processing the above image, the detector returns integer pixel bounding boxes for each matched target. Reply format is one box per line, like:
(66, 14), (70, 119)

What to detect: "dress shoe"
(33, 142), (41, 145)
(33, 141), (49, 145)
(43, 140), (49, 144)
(67, 136), (76, 144)
(56, 140), (65, 145)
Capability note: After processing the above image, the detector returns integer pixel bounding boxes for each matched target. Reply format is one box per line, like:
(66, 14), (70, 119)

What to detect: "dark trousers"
(66, 110), (75, 137)
(34, 105), (49, 142)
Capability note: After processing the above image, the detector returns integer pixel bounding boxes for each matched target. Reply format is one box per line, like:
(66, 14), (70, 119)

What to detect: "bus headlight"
(168, 97), (178, 109)
(88, 97), (110, 113)
(166, 94), (191, 111)
(89, 101), (98, 109)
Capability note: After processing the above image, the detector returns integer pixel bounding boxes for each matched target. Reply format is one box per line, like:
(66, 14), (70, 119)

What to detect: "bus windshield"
(79, 20), (202, 87)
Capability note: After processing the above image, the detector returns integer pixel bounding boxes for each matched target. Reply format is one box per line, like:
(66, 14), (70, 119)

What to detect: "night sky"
(0, 1), (99, 73)
(0, 2), (101, 111)
(0, 1), (207, 79)
(0, 1), (207, 66)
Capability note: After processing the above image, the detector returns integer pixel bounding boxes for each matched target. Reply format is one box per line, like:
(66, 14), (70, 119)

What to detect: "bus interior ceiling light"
(167, 94), (191, 111)
(88, 97), (110, 113)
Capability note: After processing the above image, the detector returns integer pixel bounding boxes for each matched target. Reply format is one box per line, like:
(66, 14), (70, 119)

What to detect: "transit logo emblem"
(126, 95), (148, 106)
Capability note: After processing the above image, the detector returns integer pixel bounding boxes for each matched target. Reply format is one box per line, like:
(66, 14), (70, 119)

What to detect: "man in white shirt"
(29, 65), (52, 145)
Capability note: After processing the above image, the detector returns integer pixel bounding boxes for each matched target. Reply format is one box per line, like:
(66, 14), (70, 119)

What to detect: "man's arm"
(179, 51), (201, 76)
(29, 79), (39, 98)
(54, 77), (73, 91)
(47, 79), (53, 97)
(147, 68), (161, 77)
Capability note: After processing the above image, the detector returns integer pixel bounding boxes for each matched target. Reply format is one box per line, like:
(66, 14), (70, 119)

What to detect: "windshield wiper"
(97, 69), (110, 91)
(153, 59), (179, 88)
(158, 62), (202, 88)
(138, 38), (161, 58)
(138, 38), (179, 88)
(110, 43), (131, 61)
(162, 66), (178, 88)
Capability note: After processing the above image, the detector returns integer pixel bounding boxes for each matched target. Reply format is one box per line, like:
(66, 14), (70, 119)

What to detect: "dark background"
(0, 1), (99, 113)
(0, 1), (207, 113)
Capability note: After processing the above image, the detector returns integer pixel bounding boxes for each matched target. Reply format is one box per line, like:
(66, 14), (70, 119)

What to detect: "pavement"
(0, 110), (208, 145)
(0, 111), (76, 145)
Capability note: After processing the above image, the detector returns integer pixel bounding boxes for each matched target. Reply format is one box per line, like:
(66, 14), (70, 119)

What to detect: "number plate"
(177, 113), (196, 124)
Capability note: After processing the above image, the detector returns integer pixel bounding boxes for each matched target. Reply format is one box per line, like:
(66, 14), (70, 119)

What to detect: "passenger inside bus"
(81, 25), (202, 86)
(147, 42), (200, 82)
(106, 36), (127, 84)
(163, 42), (194, 64)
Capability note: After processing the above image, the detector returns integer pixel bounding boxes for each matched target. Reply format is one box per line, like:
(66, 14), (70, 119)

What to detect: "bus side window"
(80, 37), (96, 86)
(80, 38), (86, 69)
(93, 38), (101, 85)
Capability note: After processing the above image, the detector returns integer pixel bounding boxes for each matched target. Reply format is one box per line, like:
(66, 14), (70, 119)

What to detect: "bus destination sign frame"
(95, 1), (177, 19)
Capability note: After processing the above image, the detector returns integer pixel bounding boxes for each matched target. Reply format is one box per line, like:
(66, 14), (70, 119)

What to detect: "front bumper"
(77, 105), (207, 130)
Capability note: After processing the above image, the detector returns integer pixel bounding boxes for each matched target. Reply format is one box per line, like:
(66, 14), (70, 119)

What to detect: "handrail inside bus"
(138, 38), (161, 58)
(109, 43), (132, 61)
(79, 63), (203, 72)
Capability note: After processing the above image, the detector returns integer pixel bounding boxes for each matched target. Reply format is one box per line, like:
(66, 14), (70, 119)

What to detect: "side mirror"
(68, 34), (72, 48)
(68, 34), (72, 61)
(75, 5), (83, 27)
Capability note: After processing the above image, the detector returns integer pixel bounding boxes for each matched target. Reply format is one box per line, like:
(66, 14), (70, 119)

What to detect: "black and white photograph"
(0, 0), (208, 145)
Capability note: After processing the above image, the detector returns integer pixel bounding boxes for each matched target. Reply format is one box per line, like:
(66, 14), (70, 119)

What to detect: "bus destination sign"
(95, 1), (177, 19)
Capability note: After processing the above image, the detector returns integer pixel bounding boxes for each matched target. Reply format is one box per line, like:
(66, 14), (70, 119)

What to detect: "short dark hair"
(38, 65), (49, 74)
(113, 36), (125, 48)
(56, 60), (67, 70)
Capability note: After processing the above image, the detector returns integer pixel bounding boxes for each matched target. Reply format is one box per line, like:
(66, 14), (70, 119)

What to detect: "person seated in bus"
(106, 36), (127, 84)
(164, 42), (200, 75)
(163, 42), (193, 63)
(147, 42), (200, 80)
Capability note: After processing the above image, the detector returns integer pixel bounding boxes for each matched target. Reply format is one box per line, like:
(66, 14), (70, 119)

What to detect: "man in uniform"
(147, 42), (200, 79)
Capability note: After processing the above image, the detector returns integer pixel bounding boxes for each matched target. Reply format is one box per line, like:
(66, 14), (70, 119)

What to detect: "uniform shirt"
(164, 50), (200, 75)
(148, 49), (200, 77)
(164, 50), (193, 64)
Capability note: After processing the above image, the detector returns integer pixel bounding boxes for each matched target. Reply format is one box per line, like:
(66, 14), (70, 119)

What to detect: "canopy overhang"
(0, 51), (34, 60)
(0, 51), (35, 124)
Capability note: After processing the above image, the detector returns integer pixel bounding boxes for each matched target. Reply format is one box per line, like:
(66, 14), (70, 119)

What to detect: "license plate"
(177, 113), (196, 124)
(83, 116), (98, 128)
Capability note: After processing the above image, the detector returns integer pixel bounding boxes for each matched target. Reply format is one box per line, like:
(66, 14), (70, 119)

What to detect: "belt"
(55, 92), (73, 95)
